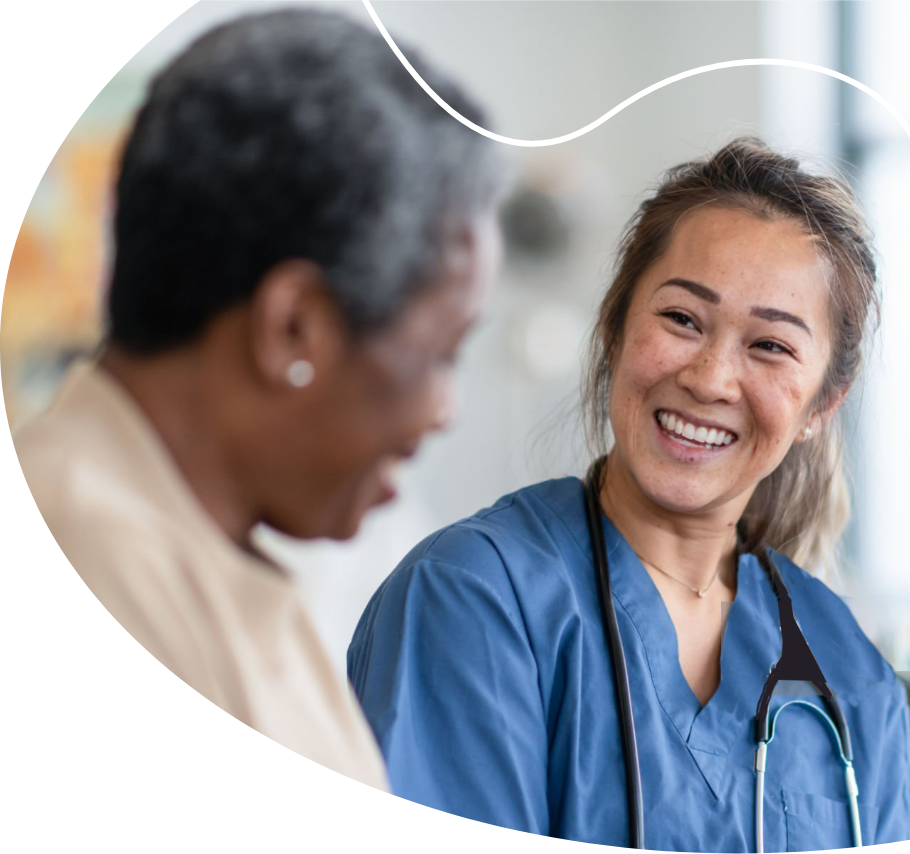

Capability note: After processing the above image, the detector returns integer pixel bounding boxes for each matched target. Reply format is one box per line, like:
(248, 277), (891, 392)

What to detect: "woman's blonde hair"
(582, 138), (879, 571)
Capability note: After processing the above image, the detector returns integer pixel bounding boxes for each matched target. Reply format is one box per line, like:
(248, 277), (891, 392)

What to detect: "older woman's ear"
(247, 259), (348, 390)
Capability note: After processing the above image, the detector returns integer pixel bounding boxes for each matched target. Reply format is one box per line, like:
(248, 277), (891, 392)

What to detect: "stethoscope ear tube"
(756, 698), (863, 850)
(826, 692), (854, 762)
(755, 549), (861, 848)
(755, 549), (855, 762)
(585, 458), (646, 849)
(586, 460), (860, 849)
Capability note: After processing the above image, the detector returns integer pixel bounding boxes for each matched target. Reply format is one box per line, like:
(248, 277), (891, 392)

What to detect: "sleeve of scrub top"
(348, 558), (550, 833)
(872, 679), (910, 843)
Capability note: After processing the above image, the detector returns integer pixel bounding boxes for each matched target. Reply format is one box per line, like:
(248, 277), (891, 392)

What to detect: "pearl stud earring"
(803, 425), (813, 439)
(287, 359), (315, 388)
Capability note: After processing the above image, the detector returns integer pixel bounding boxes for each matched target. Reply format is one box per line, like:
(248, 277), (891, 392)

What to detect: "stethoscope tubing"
(584, 457), (861, 851)
(585, 457), (646, 849)
(754, 700), (863, 852)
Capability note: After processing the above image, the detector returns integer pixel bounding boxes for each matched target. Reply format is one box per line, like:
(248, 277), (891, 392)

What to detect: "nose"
(676, 341), (742, 405)
(430, 374), (459, 433)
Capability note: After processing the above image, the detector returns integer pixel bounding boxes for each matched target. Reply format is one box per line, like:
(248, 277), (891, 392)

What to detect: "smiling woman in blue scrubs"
(348, 139), (910, 851)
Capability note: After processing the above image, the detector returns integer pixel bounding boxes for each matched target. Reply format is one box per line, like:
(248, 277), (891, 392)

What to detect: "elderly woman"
(15, 9), (502, 787)
(349, 139), (910, 847)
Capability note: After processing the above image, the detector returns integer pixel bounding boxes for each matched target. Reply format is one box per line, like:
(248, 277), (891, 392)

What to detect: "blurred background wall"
(2, 0), (908, 677)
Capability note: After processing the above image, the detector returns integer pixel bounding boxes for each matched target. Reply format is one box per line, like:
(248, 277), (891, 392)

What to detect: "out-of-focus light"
(518, 302), (588, 378)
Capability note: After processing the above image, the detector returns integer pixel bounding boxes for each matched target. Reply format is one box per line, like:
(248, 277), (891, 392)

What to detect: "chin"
(655, 485), (742, 517)
(324, 490), (385, 541)
(280, 477), (391, 541)
(296, 503), (364, 541)
(642, 476), (718, 515)
(328, 515), (364, 542)
(265, 503), (364, 542)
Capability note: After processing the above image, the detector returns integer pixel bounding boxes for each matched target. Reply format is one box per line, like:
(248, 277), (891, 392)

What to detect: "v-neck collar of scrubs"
(352, 475), (910, 848)
(557, 477), (780, 800)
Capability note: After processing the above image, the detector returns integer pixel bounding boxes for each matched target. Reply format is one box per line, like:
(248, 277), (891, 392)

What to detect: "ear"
(246, 260), (348, 389)
(795, 388), (848, 443)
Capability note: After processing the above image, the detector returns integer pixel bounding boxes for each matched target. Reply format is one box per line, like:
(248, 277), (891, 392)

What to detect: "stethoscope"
(583, 457), (862, 851)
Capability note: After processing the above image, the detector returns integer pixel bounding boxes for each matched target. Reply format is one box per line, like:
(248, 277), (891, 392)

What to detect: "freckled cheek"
(615, 326), (683, 392)
(747, 386), (804, 449)
(610, 329), (681, 448)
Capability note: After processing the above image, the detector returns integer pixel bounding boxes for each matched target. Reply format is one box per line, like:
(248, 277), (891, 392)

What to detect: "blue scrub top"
(349, 478), (910, 851)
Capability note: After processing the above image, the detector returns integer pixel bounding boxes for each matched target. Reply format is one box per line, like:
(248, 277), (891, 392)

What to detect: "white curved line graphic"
(362, 0), (910, 148)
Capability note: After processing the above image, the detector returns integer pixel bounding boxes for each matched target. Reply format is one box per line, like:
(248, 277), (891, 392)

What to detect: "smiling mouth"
(655, 410), (738, 449)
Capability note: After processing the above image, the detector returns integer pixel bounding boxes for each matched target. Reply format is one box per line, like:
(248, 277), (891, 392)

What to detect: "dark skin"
(100, 212), (500, 552)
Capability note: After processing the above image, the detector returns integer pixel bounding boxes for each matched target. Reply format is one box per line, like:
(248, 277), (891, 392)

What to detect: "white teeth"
(656, 411), (735, 448)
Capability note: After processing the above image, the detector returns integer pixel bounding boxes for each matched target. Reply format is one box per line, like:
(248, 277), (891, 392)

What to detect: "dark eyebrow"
(750, 306), (813, 337)
(658, 276), (812, 338)
(657, 278), (721, 304)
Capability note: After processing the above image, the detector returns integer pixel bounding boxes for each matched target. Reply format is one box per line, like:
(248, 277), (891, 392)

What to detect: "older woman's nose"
(676, 346), (742, 405)
(430, 377), (459, 433)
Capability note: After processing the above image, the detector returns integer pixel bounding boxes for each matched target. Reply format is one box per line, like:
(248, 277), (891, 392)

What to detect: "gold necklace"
(634, 552), (722, 598)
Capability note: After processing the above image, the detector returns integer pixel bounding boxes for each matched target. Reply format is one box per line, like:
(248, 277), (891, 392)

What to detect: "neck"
(598, 453), (744, 595)
(99, 343), (258, 548)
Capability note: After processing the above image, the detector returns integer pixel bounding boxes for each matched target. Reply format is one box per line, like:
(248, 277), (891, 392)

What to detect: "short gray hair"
(109, 8), (504, 352)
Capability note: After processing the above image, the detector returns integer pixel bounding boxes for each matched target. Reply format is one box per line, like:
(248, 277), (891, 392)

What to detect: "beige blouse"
(15, 362), (389, 790)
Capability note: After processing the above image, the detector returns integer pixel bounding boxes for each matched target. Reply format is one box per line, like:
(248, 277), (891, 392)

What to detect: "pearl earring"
(286, 359), (314, 388)
(803, 425), (813, 439)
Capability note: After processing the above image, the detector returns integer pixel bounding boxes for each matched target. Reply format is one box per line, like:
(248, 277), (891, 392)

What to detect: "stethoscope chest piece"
(583, 457), (862, 851)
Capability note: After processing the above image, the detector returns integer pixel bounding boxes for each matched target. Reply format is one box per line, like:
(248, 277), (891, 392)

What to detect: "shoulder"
(20, 426), (217, 686)
(770, 550), (899, 696)
(350, 482), (592, 722)
(411, 477), (585, 561)
(15, 366), (192, 561)
(389, 477), (587, 592)
(18, 412), (166, 556)
(353, 478), (590, 672)
(16, 399), (195, 613)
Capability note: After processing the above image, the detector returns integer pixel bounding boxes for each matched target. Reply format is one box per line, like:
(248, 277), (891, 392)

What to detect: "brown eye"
(661, 310), (698, 330)
(752, 340), (793, 356)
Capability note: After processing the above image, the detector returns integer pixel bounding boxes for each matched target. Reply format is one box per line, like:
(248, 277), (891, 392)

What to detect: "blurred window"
(842, 1), (910, 669)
